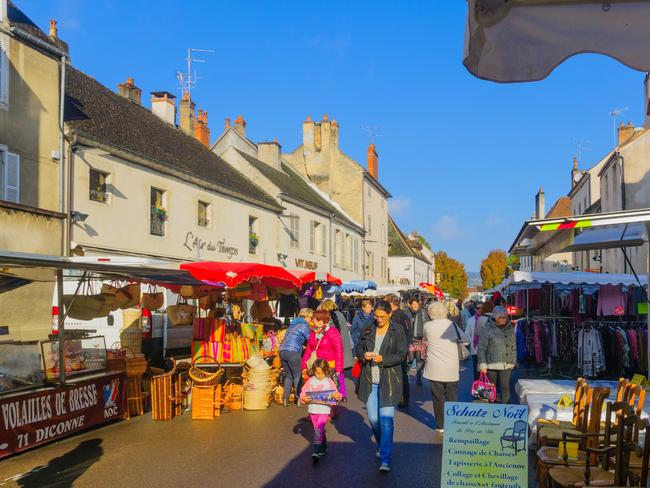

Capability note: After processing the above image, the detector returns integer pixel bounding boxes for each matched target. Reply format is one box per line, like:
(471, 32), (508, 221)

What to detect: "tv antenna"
(572, 138), (592, 165)
(609, 107), (628, 146)
(177, 47), (215, 98)
(361, 125), (383, 144)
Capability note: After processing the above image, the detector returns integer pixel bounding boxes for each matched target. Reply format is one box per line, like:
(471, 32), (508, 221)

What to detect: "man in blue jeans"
(355, 300), (408, 472)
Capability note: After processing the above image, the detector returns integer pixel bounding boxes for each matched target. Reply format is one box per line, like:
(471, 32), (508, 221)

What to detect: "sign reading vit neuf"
(441, 402), (528, 488)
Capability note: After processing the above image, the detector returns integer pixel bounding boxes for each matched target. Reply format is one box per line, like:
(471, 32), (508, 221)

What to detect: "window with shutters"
(289, 215), (299, 248)
(0, 33), (8, 109)
(198, 200), (210, 227)
(89, 169), (109, 203)
(0, 148), (19, 203)
(345, 233), (352, 270)
(309, 221), (317, 253)
(150, 187), (166, 236)
(321, 223), (327, 256)
(334, 229), (342, 267)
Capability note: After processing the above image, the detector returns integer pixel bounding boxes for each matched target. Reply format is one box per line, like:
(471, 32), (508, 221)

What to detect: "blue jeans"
(366, 383), (395, 465)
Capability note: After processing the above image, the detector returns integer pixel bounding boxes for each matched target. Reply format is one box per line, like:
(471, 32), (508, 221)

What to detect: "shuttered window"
(0, 149), (19, 203)
(289, 215), (299, 248)
(0, 34), (8, 108)
(309, 221), (316, 253)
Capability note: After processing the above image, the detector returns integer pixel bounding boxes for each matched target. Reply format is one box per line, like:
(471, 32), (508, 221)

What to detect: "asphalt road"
(0, 362), (538, 488)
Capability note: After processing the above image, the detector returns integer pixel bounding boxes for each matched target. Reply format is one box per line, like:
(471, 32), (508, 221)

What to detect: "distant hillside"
(467, 272), (482, 288)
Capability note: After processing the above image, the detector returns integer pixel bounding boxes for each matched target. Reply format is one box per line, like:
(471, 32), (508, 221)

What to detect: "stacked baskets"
(243, 354), (275, 410)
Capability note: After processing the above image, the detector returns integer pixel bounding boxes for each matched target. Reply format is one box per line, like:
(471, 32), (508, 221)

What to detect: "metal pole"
(56, 269), (65, 384)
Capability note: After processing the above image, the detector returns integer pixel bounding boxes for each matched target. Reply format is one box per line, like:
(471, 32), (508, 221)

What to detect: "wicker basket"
(121, 309), (143, 354)
(224, 378), (244, 411)
(126, 376), (145, 417)
(151, 359), (177, 421)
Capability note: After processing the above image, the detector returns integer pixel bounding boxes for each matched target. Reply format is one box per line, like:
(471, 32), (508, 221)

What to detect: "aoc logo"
(103, 379), (120, 418)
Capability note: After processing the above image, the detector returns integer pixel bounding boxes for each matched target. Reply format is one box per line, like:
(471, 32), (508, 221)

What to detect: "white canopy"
(464, 0), (650, 83)
(503, 270), (648, 287)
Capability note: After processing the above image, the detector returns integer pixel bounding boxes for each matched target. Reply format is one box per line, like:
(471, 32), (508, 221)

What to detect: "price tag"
(614, 306), (625, 316)
(631, 374), (646, 387)
(506, 306), (518, 316)
(559, 441), (579, 461)
(638, 302), (648, 315)
(557, 394), (572, 407)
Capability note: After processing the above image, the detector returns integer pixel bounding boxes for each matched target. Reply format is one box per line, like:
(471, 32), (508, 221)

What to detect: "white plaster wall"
(388, 256), (430, 286)
(70, 146), (278, 263)
(364, 178), (389, 285)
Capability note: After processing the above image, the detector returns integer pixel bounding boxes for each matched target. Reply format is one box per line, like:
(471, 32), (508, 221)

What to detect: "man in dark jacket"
(386, 295), (412, 407)
(407, 297), (427, 386)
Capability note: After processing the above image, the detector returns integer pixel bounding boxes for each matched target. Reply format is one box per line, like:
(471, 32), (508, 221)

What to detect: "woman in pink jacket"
(302, 310), (345, 394)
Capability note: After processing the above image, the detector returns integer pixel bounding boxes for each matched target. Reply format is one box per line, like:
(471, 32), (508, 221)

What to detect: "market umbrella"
(289, 270), (343, 286)
(419, 282), (445, 299)
(464, 0), (650, 83)
(180, 261), (302, 289)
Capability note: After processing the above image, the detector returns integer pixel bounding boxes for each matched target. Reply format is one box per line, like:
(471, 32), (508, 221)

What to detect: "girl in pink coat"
(301, 310), (345, 387)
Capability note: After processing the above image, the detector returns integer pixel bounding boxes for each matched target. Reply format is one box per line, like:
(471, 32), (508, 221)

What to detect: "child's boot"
(319, 435), (328, 456)
(312, 444), (321, 463)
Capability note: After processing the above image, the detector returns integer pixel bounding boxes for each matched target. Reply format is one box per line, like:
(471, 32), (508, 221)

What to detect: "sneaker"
(379, 463), (391, 473)
(312, 445), (321, 464)
(376, 449), (380, 458)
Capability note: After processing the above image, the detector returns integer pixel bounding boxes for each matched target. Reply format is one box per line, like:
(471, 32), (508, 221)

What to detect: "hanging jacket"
(302, 326), (345, 373)
(279, 317), (310, 353)
(355, 320), (408, 407)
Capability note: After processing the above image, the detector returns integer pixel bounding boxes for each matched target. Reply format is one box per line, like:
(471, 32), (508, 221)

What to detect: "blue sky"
(21, 1), (646, 270)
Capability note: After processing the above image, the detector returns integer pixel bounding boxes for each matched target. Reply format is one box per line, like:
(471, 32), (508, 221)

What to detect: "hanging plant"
(249, 233), (259, 247)
(153, 207), (167, 221)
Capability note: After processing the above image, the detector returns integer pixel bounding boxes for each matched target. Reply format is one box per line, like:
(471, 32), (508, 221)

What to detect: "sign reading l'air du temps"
(441, 402), (529, 488)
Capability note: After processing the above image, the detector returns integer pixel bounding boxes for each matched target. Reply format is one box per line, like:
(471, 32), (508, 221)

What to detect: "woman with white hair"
(423, 301), (470, 432)
(477, 306), (516, 404)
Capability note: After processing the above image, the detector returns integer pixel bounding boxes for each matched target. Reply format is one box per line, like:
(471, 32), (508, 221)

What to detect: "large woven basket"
(121, 309), (142, 354)
(151, 358), (177, 421)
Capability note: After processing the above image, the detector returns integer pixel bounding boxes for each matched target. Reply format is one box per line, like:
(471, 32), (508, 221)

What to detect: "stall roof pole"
(56, 269), (65, 384)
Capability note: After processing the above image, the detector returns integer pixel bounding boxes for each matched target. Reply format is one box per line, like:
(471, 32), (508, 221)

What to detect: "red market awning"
(419, 282), (445, 298)
(180, 261), (302, 289)
(289, 270), (343, 286)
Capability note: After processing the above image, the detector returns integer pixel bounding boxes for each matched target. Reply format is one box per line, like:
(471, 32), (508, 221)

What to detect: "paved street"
(0, 363), (537, 488)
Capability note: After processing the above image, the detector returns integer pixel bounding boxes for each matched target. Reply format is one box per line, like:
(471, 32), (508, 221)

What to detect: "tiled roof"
(7, 1), (69, 53)
(64, 66), (281, 211)
(235, 149), (360, 230)
(388, 216), (430, 263)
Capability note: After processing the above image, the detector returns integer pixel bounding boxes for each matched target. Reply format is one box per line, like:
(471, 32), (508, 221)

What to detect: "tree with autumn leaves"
(480, 249), (509, 290)
(434, 251), (468, 299)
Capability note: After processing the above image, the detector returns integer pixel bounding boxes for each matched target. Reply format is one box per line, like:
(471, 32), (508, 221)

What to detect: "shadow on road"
(14, 439), (103, 488)
(262, 440), (442, 488)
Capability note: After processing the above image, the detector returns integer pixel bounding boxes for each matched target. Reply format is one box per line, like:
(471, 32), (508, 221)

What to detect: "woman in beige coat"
(423, 301), (470, 432)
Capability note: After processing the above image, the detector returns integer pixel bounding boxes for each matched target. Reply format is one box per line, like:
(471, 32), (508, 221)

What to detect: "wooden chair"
(540, 384), (594, 448)
(548, 403), (647, 487)
(537, 378), (587, 433)
(536, 387), (610, 488)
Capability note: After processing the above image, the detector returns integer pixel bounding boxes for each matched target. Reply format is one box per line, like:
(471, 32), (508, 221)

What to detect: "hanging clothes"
(597, 285), (625, 316)
(577, 327), (605, 377)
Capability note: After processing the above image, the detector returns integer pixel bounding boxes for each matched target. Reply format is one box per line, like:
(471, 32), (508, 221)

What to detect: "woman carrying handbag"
(422, 301), (470, 432)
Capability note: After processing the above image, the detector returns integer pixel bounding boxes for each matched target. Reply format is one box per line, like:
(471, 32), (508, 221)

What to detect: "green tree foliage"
(434, 251), (468, 299)
(480, 250), (508, 290)
(507, 253), (520, 271)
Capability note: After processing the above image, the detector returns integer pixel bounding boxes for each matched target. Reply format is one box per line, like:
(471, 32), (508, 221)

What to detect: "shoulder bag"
(453, 323), (471, 361)
(306, 335), (324, 371)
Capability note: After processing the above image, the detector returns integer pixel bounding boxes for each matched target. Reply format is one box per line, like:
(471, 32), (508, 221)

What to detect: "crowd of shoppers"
(279, 289), (516, 472)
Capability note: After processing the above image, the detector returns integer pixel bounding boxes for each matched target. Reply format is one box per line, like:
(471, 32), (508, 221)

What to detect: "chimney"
(320, 114), (331, 152)
(535, 186), (545, 219)
(224, 118), (231, 130)
(117, 77), (142, 105)
(367, 143), (379, 180)
(179, 92), (196, 136)
(234, 114), (246, 137)
(571, 156), (580, 188)
(49, 19), (58, 38)
(194, 109), (211, 146)
(617, 121), (635, 146)
(151, 91), (176, 125)
(257, 140), (282, 170)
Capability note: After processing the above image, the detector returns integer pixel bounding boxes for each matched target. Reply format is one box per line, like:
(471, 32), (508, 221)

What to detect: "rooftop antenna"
(609, 107), (628, 146)
(177, 47), (215, 98)
(572, 138), (592, 165)
(361, 125), (383, 144)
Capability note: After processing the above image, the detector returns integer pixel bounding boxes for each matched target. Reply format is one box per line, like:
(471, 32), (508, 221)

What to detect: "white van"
(51, 273), (193, 360)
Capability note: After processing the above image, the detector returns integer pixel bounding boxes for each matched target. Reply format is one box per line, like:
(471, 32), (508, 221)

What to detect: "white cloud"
(434, 215), (462, 240)
(388, 197), (411, 216)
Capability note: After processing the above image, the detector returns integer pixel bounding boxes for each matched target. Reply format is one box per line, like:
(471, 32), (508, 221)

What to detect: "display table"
(0, 371), (127, 458)
(517, 379), (649, 448)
